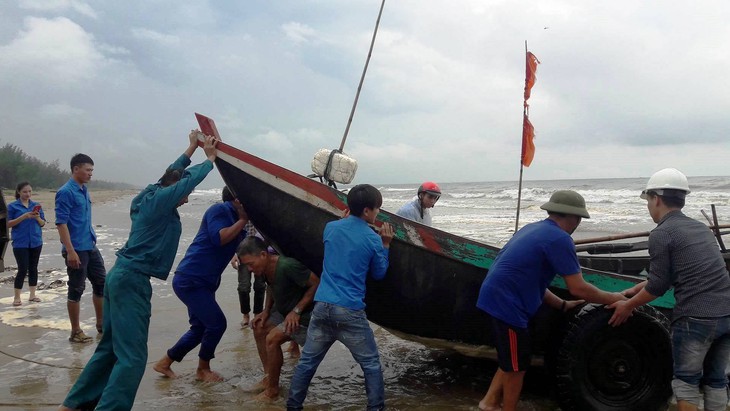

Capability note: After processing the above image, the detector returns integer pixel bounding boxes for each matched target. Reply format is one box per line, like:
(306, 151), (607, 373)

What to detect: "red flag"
(523, 51), (540, 102)
(521, 113), (535, 167)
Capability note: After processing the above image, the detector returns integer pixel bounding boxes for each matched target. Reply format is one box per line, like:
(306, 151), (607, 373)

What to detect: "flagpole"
(514, 41), (528, 234)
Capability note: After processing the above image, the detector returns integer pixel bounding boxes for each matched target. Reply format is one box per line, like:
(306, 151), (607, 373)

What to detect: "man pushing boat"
(475, 190), (627, 411)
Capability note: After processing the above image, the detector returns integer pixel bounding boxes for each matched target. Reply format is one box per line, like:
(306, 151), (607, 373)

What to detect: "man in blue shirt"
(287, 184), (394, 411)
(55, 153), (107, 343)
(476, 190), (625, 411)
(59, 131), (219, 411)
(153, 185), (249, 382)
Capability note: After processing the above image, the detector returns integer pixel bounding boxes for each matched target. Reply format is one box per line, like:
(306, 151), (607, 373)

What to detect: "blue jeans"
(287, 302), (384, 410)
(671, 315), (730, 410)
(63, 266), (152, 411)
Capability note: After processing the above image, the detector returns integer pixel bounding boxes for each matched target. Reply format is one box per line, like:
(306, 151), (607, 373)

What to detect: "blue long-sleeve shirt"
(314, 216), (389, 310)
(7, 199), (45, 248)
(114, 154), (214, 280)
(55, 179), (96, 252)
(174, 201), (246, 289)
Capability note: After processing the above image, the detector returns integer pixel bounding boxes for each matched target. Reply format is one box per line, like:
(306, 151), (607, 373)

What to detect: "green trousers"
(63, 266), (152, 411)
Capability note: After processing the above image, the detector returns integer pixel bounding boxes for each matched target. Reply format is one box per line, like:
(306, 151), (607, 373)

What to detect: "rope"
(337, 0), (386, 153)
(322, 149), (341, 189)
(0, 347), (83, 369)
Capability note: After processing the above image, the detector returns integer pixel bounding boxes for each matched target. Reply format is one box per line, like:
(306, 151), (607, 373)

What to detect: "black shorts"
(490, 316), (531, 372)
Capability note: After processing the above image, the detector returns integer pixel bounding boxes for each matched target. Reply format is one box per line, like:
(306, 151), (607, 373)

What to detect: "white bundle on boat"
(311, 149), (358, 184)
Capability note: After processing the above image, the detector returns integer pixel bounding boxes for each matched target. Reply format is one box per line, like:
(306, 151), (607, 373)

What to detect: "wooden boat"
(197, 114), (674, 411)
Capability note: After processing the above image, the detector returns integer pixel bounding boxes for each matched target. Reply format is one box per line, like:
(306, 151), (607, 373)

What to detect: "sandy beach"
(2, 189), (514, 410)
(0, 185), (721, 410)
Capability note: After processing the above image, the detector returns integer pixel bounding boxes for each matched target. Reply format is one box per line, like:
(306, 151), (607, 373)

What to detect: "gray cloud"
(1, 0), (729, 189)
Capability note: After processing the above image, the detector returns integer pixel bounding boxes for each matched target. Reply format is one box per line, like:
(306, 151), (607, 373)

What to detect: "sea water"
(1, 176), (729, 410)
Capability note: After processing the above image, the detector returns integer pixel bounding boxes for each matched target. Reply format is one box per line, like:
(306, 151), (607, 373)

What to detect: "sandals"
(69, 330), (94, 343)
(12, 300), (21, 307)
(28, 297), (41, 303)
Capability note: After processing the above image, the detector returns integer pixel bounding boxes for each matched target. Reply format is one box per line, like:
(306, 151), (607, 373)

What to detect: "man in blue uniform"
(59, 131), (219, 411)
(287, 184), (394, 410)
(55, 153), (107, 343)
(153, 185), (249, 382)
(476, 190), (626, 411)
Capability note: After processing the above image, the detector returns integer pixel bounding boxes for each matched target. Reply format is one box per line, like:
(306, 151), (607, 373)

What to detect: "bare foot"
(196, 368), (224, 382)
(241, 379), (267, 393)
(153, 357), (178, 379)
(254, 387), (279, 402)
(478, 400), (501, 411)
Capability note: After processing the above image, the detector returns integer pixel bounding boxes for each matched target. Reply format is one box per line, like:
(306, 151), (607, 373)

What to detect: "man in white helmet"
(609, 168), (730, 411)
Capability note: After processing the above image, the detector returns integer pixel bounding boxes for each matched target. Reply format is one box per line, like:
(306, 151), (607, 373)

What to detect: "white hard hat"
(640, 168), (690, 199)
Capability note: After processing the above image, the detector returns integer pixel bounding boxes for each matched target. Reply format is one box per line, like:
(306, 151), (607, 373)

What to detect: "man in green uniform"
(59, 131), (219, 411)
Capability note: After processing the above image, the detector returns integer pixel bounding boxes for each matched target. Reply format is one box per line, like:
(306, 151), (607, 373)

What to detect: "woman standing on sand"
(7, 181), (46, 306)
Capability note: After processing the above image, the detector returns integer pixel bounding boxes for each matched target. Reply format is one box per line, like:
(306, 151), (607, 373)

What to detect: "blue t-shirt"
(55, 179), (96, 252)
(314, 216), (389, 310)
(175, 201), (246, 288)
(8, 199), (45, 248)
(476, 219), (580, 328)
(114, 155), (214, 280)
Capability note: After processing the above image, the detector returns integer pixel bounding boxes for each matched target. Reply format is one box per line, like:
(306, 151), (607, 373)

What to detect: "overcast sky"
(1, 1), (729, 188)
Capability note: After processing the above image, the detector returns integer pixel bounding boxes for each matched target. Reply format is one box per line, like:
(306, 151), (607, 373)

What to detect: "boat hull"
(211, 139), (669, 355)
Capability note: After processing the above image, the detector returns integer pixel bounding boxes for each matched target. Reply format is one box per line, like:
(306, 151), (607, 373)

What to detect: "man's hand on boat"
(379, 223), (394, 248)
(202, 134), (218, 162)
(234, 200), (249, 222)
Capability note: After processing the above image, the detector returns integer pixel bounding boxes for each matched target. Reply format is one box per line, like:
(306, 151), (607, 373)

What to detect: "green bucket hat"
(540, 190), (590, 218)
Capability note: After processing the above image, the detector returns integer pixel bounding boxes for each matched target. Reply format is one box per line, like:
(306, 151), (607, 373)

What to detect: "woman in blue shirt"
(7, 182), (46, 306)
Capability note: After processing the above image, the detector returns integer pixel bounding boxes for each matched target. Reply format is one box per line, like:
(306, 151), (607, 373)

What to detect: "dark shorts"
(490, 316), (531, 372)
(64, 247), (107, 302)
(268, 310), (308, 346)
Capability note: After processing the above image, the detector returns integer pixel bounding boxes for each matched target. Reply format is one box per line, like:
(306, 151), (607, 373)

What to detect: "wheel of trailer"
(554, 303), (672, 411)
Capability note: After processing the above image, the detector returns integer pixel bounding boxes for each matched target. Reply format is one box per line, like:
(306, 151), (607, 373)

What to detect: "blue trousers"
(167, 275), (227, 362)
(287, 302), (385, 411)
(63, 266), (152, 411)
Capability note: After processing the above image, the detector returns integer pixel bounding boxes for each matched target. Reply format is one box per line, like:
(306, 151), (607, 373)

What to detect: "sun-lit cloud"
(0, 16), (120, 86)
(0, 1), (729, 187)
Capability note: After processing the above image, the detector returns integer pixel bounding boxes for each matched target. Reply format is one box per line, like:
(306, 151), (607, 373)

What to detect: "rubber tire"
(554, 303), (672, 411)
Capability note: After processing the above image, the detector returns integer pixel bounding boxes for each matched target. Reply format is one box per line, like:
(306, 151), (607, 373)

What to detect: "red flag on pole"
(521, 50), (539, 167)
(521, 113), (535, 167)
(523, 51), (540, 103)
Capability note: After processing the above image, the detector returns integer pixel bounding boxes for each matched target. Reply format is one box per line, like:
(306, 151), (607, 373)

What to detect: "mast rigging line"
(338, 0), (386, 153)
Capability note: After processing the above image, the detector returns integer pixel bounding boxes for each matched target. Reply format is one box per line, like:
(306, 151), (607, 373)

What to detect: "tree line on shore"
(0, 143), (136, 191)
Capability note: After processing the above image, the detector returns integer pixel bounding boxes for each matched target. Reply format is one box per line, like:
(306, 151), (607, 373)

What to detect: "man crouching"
(236, 236), (319, 401)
